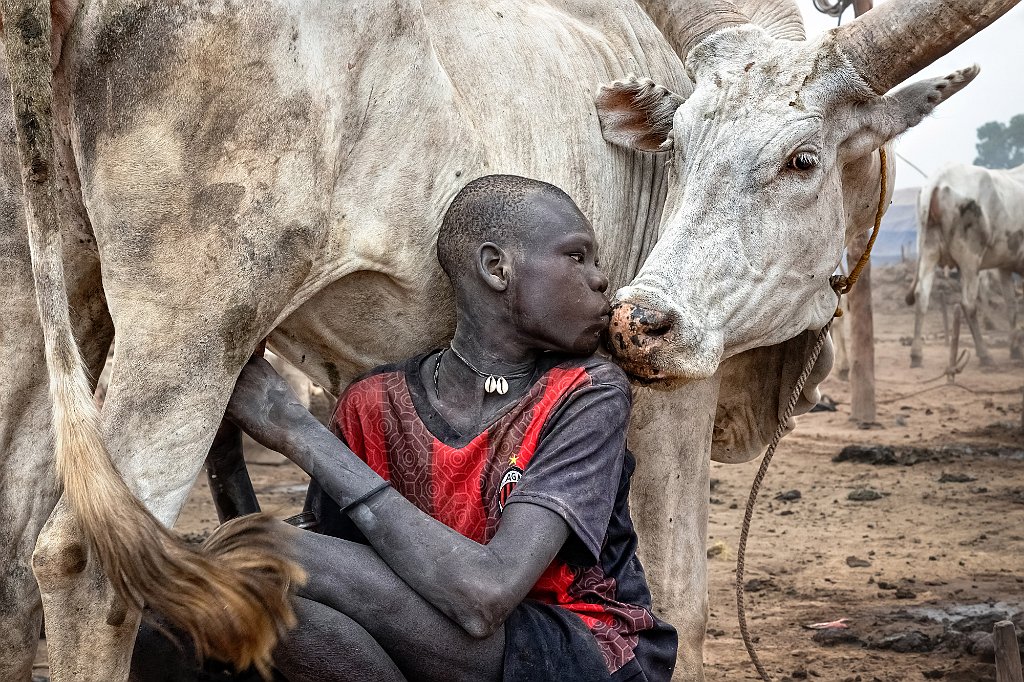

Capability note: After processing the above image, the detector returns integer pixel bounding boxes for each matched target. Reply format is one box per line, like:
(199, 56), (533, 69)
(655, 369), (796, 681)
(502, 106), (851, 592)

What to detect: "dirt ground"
(33, 265), (1024, 681)
(700, 265), (1024, 681)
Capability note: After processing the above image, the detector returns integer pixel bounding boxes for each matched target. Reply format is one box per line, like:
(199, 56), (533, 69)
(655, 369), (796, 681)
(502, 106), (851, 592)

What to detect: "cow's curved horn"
(734, 0), (806, 41)
(637, 0), (750, 57)
(835, 0), (1020, 95)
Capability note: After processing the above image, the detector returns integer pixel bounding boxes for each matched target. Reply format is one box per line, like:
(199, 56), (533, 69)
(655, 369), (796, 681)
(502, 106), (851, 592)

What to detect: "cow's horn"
(834, 0), (1021, 95)
(734, 0), (806, 41)
(638, 0), (750, 57)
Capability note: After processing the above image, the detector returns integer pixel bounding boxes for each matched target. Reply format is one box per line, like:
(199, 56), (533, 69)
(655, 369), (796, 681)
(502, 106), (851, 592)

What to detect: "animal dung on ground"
(872, 630), (933, 653)
(846, 556), (872, 568)
(848, 488), (887, 502)
(833, 444), (898, 465)
(744, 578), (775, 593)
(938, 472), (977, 483)
(812, 627), (864, 647)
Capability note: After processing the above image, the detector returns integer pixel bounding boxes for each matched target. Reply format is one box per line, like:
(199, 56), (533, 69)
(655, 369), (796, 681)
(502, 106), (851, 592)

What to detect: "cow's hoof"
(837, 369), (849, 382)
(1010, 347), (1023, 361)
(978, 355), (995, 368)
(910, 356), (923, 369)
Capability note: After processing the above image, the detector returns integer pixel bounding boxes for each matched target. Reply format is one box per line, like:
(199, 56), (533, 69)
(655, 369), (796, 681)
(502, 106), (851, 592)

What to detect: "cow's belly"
(268, 267), (457, 396)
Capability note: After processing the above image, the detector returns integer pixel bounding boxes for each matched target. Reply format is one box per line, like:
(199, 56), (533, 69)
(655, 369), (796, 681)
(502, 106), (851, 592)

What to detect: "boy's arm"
(226, 356), (570, 638)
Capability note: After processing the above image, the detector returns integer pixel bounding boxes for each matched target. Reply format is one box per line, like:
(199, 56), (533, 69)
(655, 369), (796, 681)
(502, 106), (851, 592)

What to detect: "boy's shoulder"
(549, 353), (630, 397)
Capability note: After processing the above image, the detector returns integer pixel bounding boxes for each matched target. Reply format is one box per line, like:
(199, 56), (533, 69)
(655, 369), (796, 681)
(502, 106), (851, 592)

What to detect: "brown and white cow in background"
(0, 0), (1017, 679)
(907, 162), (1024, 367)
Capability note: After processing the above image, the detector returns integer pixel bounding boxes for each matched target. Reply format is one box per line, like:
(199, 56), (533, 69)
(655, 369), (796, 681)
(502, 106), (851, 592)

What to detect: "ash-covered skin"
(151, 177), (617, 681)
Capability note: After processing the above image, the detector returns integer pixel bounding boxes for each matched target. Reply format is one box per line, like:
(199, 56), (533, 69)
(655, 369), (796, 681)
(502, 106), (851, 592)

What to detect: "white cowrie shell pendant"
(485, 376), (497, 393)
(496, 376), (509, 395)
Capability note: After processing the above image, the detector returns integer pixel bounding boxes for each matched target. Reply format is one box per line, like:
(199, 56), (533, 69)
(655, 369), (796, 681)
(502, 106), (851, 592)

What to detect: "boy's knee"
(292, 533), (398, 609)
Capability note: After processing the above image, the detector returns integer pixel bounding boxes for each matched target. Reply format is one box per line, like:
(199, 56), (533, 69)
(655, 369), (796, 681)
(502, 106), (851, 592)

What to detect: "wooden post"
(848, 0), (877, 426)
(994, 620), (1023, 682)
(849, 230), (876, 424)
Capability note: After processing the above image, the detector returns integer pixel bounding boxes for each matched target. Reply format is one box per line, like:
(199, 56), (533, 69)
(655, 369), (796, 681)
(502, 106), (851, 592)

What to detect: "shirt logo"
(498, 466), (523, 512)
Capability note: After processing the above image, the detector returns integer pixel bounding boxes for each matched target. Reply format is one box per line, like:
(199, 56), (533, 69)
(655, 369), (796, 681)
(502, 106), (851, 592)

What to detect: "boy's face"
(507, 193), (611, 355)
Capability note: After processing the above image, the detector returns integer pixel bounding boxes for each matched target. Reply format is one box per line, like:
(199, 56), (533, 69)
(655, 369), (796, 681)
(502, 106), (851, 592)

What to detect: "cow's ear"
(596, 76), (686, 153)
(839, 65), (978, 162)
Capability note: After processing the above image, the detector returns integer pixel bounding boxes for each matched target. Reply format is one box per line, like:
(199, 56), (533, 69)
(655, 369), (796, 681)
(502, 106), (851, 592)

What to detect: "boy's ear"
(595, 76), (686, 153)
(478, 242), (510, 292)
(839, 65), (978, 162)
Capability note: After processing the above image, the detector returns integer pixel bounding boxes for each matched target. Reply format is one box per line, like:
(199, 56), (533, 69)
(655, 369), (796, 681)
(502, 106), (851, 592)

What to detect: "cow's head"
(600, 0), (1013, 383)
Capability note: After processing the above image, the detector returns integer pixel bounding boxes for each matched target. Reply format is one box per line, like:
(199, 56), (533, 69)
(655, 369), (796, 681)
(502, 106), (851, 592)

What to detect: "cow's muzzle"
(607, 301), (677, 381)
(607, 298), (723, 383)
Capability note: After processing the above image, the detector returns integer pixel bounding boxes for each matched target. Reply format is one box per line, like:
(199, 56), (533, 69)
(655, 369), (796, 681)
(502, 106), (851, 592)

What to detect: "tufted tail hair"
(0, 0), (304, 674)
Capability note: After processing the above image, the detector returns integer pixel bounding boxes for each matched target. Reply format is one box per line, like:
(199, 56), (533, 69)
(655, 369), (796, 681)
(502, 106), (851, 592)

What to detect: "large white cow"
(907, 162), (1024, 367)
(0, 0), (1015, 679)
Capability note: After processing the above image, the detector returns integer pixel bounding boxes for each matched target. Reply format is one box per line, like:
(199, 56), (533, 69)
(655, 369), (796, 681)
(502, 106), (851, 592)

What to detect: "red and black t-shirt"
(306, 352), (676, 679)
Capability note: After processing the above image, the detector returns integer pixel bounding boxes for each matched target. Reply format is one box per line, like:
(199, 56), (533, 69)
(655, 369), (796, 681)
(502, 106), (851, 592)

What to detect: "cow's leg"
(909, 248), (939, 368)
(959, 265), (994, 367)
(0, 226), (55, 681)
(7, 319), (110, 682)
(0, 390), (51, 681)
(34, 258), (309, 680)
(0, 189), (111, 682)
(1000, 268), (1022, 360)
(628, 378), (721, 682)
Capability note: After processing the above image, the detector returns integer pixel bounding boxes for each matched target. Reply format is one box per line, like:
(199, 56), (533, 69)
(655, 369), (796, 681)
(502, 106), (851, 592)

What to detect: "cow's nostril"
(644, 319), (672, 337)
(636, 309), (672, 337)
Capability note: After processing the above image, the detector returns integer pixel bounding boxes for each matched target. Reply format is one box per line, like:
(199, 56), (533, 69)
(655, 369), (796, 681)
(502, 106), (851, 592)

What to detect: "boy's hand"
(226, 355), (306, 453)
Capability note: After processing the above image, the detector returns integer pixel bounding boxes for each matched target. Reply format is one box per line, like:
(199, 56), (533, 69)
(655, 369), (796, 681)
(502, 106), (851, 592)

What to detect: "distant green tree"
(974, 114), (1024, 169)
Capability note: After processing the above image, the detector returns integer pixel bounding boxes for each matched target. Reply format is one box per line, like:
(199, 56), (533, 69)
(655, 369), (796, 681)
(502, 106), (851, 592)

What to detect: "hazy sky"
(798, 1), (1024, 188)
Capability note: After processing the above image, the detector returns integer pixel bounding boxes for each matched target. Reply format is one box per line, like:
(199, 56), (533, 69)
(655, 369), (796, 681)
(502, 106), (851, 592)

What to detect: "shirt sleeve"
(503, 370), (631, 566)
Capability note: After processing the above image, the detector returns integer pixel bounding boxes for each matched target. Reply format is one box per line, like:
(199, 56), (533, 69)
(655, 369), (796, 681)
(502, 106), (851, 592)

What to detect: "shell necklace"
(434, 345), (534, 395)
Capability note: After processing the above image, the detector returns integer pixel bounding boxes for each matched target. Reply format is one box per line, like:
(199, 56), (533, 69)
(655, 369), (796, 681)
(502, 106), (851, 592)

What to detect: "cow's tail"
(906, 184), (941, 307)
(0, 1), (303, 674)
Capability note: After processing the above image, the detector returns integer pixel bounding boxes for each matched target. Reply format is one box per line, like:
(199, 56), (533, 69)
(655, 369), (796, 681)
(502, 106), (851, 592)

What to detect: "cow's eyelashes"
(786, 150), (819, 172)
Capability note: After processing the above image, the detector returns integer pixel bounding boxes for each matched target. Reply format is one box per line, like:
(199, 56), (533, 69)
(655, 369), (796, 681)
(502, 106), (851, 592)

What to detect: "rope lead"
(736, 146), (888, 681)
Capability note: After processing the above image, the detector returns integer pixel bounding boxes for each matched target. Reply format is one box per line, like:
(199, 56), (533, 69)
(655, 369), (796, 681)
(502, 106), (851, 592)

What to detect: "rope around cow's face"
(736, 147), (887, 682)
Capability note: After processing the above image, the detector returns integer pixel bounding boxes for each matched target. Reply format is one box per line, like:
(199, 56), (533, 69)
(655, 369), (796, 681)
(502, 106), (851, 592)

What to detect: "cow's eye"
(787, 151), (818, 172)
(569, 253), (584, 263)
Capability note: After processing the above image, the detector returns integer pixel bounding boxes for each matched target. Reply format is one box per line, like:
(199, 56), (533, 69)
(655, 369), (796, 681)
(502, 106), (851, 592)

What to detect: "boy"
(222, 175), (676, 681)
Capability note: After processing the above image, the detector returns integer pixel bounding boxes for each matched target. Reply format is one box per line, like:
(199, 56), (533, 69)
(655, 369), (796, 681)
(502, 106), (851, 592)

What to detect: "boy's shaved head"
(437, 174), (573, 283)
